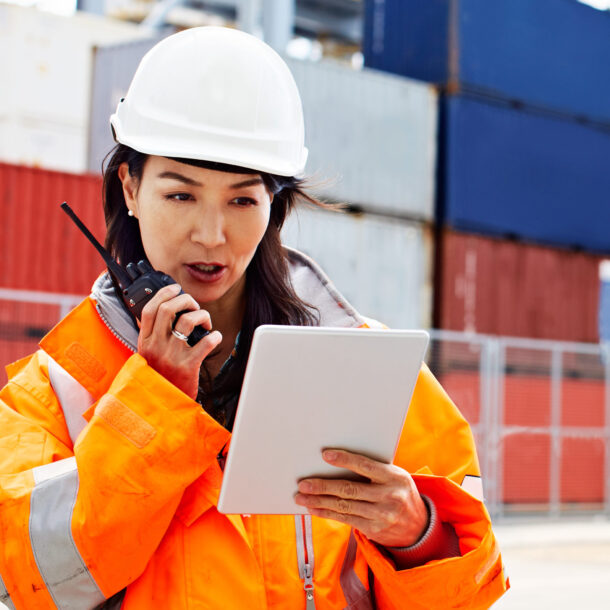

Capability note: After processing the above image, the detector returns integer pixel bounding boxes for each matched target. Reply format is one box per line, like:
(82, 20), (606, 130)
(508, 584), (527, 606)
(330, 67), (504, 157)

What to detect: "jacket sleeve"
(354, 364), (509, 609)
(0, 350), (229, 610)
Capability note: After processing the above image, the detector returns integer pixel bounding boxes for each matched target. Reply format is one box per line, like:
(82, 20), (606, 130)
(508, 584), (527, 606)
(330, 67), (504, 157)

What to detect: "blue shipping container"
(363, 0), (610, 125)
(441, 95), (610, 253)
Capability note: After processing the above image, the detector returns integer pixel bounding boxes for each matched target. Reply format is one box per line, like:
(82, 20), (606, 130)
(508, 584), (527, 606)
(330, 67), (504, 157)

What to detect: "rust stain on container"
(0, 162), (105, 294)
(436, 229), (602, 342)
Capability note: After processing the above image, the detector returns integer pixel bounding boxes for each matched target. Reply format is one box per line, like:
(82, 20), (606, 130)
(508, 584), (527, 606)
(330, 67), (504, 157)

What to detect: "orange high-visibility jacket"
(0, 250), (508, 609)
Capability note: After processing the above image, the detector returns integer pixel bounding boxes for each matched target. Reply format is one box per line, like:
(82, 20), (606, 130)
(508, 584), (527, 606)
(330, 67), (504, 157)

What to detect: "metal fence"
(1, 288), (608, 520)
(427, 329), (610, 520)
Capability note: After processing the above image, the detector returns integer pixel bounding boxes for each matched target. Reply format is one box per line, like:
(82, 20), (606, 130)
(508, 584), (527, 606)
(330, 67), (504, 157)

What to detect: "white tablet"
(217, 325), (429, 515)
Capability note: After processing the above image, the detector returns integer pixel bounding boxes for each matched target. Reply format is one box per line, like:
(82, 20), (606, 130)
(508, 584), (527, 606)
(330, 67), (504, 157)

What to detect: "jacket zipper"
(295, 515), (316, 609)
(95, 304), (137, 352)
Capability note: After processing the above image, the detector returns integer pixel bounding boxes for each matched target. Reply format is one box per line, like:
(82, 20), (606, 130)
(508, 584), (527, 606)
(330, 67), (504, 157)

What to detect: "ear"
(117, 162), (139, 218)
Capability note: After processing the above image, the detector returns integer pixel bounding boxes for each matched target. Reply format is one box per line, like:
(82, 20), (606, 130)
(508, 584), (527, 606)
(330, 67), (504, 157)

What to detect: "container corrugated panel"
(363, 0), (450, 84)
(89, 36), (165, 173)
(437, 229), (602, 342)
(503, 433), (552, 504)
(0, 4), (152, 173)
(503, 434), (605, 505)
(442, 95), (610, 252)
(0, 163), (105, 294)
(281, 206), (432, 329)
(363, 0), (610, 124)
(286, 58), (437, 219)
(560, 438), (605, 503)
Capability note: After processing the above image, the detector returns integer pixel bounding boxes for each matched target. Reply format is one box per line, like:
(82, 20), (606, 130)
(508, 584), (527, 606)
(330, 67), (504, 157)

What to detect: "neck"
(202, 275), (247, 356)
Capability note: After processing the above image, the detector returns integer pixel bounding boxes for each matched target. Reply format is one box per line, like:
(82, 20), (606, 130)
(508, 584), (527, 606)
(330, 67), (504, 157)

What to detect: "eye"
(165, 193), (193, 202)
(231, 197), (257, 207)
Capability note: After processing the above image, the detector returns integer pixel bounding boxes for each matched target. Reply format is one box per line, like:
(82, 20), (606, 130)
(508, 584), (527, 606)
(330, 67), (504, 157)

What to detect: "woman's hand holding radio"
(137, 283), (222, 399)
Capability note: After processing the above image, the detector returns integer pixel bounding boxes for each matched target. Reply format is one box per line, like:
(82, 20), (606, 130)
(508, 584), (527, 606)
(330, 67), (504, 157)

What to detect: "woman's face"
(118, 155), (272, 310)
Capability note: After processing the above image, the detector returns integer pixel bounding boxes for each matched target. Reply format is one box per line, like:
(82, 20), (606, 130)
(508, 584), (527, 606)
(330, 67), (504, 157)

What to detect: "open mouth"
(185, 262), (227, 283)
(191, 263), (223, 273)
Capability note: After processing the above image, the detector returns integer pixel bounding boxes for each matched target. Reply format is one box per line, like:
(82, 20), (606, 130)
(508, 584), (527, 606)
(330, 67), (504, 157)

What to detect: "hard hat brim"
(110, 114), (308, 177)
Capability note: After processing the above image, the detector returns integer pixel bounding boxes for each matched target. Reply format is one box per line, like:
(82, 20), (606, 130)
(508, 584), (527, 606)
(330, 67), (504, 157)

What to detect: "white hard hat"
(110, 27), (308, 176)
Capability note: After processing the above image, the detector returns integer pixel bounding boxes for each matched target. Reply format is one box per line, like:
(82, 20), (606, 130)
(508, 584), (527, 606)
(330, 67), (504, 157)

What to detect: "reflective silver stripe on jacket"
(47, 355), (95, 446)
(0, 572), (16, 610)
(30, 458), (106, 609)
(340, 530), (374, 610)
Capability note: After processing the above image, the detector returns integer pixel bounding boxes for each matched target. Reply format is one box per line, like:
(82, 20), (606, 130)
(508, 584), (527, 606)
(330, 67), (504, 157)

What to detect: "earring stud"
(128, 210), (134, 217)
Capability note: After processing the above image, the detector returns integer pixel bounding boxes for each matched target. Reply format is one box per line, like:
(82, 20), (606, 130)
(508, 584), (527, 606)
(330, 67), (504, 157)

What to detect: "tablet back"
(217, 325), (429, 514)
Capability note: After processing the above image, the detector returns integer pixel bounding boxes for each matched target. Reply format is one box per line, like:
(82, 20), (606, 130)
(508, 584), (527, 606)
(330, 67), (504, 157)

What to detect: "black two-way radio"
(60, 202), (210, 347)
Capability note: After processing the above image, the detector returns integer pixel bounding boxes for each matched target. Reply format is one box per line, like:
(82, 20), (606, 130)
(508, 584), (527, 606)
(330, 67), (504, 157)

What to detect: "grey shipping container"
(287, 58), (438, 220)
(89, 35), (167, 172)
(281, 206), (433, 330)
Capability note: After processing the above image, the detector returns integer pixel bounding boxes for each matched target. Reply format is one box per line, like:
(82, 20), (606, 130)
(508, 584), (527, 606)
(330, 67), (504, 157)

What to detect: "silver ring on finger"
(171, 329), (189, 342)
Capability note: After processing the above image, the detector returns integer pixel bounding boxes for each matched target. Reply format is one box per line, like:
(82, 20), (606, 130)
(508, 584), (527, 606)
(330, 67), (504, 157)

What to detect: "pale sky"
(582, 0), (610, 8)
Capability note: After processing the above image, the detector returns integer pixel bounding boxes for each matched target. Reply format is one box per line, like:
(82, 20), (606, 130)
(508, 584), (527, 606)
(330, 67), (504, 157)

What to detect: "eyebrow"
(157, 172), (263, 190)
(229, 177), (264, 189)
(158, 171), (203, 186)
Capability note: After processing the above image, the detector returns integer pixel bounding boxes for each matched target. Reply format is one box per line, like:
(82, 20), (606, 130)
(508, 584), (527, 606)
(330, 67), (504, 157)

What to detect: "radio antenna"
(60, 202), (131, 289)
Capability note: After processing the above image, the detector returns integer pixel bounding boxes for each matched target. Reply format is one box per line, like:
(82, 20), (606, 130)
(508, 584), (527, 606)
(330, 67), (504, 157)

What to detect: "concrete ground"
(492, 516), (610, 609)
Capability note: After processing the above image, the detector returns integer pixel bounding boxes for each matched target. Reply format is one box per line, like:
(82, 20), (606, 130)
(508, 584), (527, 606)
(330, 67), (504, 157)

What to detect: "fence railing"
(427, 329), (610, 520)
(1, 288), (608, 520)
(0, 288), (83, 318)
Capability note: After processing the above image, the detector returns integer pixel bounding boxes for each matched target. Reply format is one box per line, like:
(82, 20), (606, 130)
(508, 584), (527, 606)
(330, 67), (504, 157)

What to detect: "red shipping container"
(503, 433), (551, 504)
(436, 229), (602, 343)
(560, 437), (605, 504)
(0, 162), (106, 295)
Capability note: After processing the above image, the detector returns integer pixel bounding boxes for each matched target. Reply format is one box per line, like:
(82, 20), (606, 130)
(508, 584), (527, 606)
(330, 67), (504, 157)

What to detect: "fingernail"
(211, 330), (223, 342)
(298, 481), (312, 493)
(323, 450), (337, 462)
(170, 284), (181, 293)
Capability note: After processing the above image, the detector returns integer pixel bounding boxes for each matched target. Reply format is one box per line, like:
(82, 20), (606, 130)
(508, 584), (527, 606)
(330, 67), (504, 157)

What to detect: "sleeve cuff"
(384, 495), (461, 569)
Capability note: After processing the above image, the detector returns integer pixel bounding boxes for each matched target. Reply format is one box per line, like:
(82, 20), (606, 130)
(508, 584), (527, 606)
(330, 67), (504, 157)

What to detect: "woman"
(0, 27), (507, 609)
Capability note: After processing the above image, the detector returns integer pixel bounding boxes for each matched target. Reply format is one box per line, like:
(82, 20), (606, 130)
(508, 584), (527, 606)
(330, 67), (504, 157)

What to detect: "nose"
(190, 205), (227, 248)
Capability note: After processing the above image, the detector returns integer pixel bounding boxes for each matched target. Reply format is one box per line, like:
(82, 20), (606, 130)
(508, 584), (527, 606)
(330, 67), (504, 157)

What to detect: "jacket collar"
(91, 273), (139, 352)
